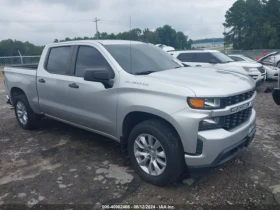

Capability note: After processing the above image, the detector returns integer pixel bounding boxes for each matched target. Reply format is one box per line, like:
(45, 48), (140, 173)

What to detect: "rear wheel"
(128, 119), (185, 186)
(14, 94), (40, 130)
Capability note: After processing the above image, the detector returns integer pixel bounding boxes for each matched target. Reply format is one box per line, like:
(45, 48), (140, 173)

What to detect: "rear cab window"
(46, 46), (72, 74)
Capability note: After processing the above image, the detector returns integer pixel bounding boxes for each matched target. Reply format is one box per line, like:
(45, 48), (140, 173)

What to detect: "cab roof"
(169, 49), (220, 53)
(46, 40), (144, 47)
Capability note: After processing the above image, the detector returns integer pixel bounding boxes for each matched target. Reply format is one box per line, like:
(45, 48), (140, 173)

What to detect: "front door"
(66, 45), (118, 138)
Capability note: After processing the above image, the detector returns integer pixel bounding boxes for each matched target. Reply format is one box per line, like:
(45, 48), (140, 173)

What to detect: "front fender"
(117, 105), (182, 140)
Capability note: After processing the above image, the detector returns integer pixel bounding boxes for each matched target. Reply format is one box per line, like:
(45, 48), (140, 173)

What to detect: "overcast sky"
(0, 0), (236, 45)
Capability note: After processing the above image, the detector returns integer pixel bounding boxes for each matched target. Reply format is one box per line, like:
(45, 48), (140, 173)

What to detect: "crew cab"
(4, 40), (256, 185)
(169, 50), (265, 86)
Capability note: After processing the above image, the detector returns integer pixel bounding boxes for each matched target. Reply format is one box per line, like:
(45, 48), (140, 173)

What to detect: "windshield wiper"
(134, 71), (156, 75)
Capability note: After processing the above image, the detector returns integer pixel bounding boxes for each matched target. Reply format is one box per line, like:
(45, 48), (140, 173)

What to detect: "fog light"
(199, 117), (223, 130)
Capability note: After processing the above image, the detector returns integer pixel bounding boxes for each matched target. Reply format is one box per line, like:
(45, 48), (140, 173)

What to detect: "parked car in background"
(169, 50), (265, 86)
(228, 54), (280, 80)
(229, 54), (258, 63)
(258, 52), (280, 80)
(155, 44), (175, 52)
(4, 40), (256, 186)
(269, 53), (280, 68)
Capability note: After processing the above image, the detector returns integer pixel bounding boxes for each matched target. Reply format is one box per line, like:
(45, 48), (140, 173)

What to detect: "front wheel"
(128, 119), (185, 186)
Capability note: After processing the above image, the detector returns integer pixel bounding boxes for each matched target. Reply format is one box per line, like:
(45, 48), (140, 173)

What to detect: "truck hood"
(147, 67), (255, 97)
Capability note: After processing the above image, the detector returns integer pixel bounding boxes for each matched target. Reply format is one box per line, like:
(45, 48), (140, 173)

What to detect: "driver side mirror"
(84, 68), (114, 88)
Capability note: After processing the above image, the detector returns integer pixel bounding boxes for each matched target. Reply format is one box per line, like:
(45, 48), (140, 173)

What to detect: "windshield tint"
(104, 44), (181, 75)
(211, 52), (234, 63)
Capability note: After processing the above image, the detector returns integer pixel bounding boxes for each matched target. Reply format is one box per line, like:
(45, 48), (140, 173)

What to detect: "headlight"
(199, 117), (223, 130)
(267, 65), (278, 70)
(187, 98), (222, 109)
(243, 67), (258, 72)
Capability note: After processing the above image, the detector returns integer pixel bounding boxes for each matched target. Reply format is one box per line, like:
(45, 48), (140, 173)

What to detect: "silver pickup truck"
(4, 40), (256, 186)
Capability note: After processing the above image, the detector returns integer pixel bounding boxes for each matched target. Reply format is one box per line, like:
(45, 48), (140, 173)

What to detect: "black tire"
(277, 62), (280, 68)
(128, 119), (185, 186)
(14, 94), (40, 130)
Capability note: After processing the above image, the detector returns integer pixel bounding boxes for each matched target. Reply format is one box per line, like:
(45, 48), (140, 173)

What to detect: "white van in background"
(169, 50), (265, 86)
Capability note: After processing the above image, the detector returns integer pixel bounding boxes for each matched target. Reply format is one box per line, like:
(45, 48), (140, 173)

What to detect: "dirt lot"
(0, 75), (280, 210)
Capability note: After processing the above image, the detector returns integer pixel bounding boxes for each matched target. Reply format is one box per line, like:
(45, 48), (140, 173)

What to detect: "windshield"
(211, 52), (234, 63)
(104, 44), (182, 75)
(261, 52), (280, 65)
(242, 55), (256, 62)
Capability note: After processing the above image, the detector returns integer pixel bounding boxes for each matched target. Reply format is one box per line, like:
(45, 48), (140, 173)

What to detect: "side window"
(75, 46), (114, 78)
(177, 53), (196, 62)
(46, 47), (72, 74)
(195, 53), (218, 63)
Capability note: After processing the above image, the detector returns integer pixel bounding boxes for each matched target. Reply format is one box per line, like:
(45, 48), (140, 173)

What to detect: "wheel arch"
(10, 87), (26, 106)
(120, 110), (182, 151)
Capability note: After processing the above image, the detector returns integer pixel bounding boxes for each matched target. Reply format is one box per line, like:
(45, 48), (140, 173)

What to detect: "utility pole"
(18, 50), (23, 64)
(93, 18), (101, 39)
(224, 25), (226, 52)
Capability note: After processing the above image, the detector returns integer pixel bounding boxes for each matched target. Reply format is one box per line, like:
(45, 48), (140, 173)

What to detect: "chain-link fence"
(0, 56), (41, 68)
(224, 49), (280, 60)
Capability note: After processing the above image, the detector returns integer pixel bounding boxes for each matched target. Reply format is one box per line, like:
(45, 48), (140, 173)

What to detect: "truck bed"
(7, 64), (38, 70)
(4, 65), (39, 112)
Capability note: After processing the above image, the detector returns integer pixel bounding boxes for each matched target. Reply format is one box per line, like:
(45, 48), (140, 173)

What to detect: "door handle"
(38, 79), (45, 83)
(195, 65), (201, 67)
(68, 83), (79, 88)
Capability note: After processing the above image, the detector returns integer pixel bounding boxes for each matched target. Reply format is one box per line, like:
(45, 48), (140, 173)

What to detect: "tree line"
(55, 25), (193, 49)
(0, 39), (43, 56)
(0, 25), (192, 56)
(224, 0), (280, 49)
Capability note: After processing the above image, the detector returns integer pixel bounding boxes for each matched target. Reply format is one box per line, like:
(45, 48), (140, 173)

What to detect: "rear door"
(65, 45), (118, 138)
(37, 46), (74, 119)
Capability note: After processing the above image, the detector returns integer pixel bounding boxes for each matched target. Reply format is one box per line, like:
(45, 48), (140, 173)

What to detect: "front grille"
(225, 90), (255, 106)
(257, 66), (265, 73)
(222, 107), (252, 130)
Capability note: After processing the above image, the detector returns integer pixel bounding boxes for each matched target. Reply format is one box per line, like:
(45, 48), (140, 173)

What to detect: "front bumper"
(267, 70), (279, 80)
(188, 127), (255, 177)
(184, 109), (256, 167)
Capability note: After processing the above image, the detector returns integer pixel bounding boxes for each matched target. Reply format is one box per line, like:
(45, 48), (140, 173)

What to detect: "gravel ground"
(0, 76), (280, 210)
